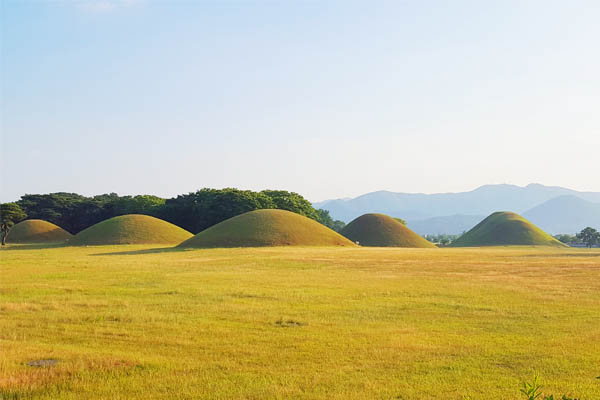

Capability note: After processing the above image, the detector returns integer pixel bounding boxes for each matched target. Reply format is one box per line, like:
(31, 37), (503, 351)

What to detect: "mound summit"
(178, 209), (356, 248)
(69, 214), (192, 245)
(340, 213), (436, 248)
(450, 211), (567, 247)
(7, 219), (72, 243)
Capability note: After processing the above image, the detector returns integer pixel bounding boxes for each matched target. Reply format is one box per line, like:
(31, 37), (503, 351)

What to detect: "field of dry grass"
(1, 245), (599, 399)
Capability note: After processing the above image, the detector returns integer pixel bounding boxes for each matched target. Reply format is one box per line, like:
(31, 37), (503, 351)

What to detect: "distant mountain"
(523, 195), (600, 234)
(406, 215), (485, 235)
(314, 184), (600, 224)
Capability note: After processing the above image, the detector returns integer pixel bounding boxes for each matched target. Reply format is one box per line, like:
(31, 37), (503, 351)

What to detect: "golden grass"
(1, 245), (599, 399)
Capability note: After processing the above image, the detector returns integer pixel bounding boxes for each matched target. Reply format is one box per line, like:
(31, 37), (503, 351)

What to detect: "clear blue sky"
(2, 0), (599, 203)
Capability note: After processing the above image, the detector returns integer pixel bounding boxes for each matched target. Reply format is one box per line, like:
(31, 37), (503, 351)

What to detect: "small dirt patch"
(274, 318), (307, 327)
(27, 359), (59, 367)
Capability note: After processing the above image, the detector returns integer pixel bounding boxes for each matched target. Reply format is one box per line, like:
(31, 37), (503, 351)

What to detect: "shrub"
(520, 376), (582, 400)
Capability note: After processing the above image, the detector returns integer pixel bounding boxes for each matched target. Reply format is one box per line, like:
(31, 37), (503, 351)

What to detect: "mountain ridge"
(523, 195), (600, 234)
(314, 184), (600, 234)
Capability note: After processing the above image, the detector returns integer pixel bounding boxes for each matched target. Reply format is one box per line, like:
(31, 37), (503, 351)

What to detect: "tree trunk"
(1, 224), (8, 245)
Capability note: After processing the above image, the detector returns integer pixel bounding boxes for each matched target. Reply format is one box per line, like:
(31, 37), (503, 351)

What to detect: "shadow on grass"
(89, 247), (188, 256)
(0, 243), (69, 251)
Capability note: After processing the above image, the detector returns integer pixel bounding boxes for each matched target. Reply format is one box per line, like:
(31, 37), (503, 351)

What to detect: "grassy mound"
(340, 213), (436, 248)
(178, 209), (356, 248)
(450, 211), (567, 247)
(69, 214), (192, 246)
(7, 219), (72, 243)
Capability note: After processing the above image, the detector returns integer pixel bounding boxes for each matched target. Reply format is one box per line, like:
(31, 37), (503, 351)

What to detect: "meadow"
(1, 245), (599, 399)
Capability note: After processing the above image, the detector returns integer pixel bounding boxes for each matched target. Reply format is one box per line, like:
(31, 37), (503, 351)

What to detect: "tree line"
(2, 191), (599, 247)
(0, 188), (346, 239)
(423, 233), (462, 246)
(425, 230), (600, 247)
(554, 228), (600, 248)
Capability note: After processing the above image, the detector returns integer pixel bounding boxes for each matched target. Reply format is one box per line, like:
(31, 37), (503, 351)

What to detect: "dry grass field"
(1, 245), (599, 399)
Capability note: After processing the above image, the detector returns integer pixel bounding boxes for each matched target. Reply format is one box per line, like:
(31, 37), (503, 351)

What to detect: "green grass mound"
(340, 213), (436, 248)
(7, 219), (72, 243)
(178, 209), (356, 248)
(450, 211), (567, 247)
(69, 214), (192, 246)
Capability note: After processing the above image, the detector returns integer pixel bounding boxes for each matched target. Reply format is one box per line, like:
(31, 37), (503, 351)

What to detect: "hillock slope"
(7, 219), (72, 243)
(340, 213), (436, 247)
(69, 214), (192, 245)
(178, 209), (355, 248)
(450, 211), (567, 247)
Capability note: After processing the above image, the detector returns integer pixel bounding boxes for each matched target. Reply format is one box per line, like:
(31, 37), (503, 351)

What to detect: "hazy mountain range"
(313, 184), (600, 235)
(522, 195), (600, 235)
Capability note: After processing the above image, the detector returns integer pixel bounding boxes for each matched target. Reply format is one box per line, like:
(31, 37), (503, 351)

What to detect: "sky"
(1, 0), (599, 203)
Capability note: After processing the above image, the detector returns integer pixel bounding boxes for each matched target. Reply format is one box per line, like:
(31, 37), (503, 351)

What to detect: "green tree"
(0, 203), (27, 245)
(103, 195), (166, 217)
(158, 188), (275, 233)
(17, 193), (87, 233)
(12, 188), (329, 235)
(553, 234), (581, 246)
(424, 233), (461, 246)
(260, 190), (318, 220)
(157, 188), (330, 233)
(576, 227), (600, 248)
(16, 192), (167, 234)
(315, 208), (346, 232)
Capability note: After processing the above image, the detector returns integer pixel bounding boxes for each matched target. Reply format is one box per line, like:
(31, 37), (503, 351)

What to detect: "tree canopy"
(553, 234), (582, 246)
(0, 202), (27, 245)
(576, 227), (600, 248)
(315, 208), (346, 232)
(16, 193), (165, 234)
(9, 188), (340, 235)
(393, 217), (407, 225)
(0, 203), (27, 226)
(157, 188), (275, 234)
